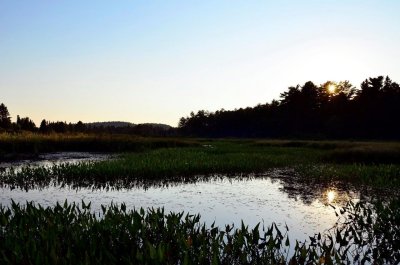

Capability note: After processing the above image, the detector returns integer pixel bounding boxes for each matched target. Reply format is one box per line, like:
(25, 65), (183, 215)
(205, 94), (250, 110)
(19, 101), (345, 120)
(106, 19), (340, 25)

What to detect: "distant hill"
(137, 123), (173, 130)
(86, 121), (173, 130)
(86, 121), (135, 128)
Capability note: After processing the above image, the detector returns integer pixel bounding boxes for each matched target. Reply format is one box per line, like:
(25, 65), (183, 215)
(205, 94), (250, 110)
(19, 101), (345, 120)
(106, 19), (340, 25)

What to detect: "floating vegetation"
(0, 199), (398, 264)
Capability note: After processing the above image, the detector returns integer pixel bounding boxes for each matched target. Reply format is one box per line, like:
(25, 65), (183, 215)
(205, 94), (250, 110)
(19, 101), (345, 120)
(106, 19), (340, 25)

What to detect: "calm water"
(1, 179), (365, 243)
(0, 153), (381, 243)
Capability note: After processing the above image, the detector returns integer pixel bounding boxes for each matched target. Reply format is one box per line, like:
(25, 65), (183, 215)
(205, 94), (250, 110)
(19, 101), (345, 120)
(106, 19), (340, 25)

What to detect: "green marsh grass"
(0, 144), (318, 189)
(1, 139), (400, 189)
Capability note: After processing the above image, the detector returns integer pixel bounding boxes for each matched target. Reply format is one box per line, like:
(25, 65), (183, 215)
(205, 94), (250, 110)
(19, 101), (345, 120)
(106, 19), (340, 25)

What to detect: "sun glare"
(327, 84), (336, 94)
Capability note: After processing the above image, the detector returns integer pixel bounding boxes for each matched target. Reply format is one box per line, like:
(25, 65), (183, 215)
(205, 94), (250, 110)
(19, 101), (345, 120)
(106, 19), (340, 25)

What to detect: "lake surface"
(0, 153), (388, 243)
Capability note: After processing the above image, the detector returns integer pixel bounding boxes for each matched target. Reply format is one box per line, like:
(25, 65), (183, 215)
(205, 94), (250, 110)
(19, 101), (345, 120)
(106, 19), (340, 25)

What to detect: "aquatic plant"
(0, 200), (290, 264)
(0, 199), (398, 264)
(300, 199), (400, 264)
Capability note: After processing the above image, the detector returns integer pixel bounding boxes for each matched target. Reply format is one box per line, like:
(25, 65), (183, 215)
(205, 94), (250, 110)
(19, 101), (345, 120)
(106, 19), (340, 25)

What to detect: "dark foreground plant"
(0, 199), (399, 264)
(291, 199), (400, 264)
(0, 201), (290, 265)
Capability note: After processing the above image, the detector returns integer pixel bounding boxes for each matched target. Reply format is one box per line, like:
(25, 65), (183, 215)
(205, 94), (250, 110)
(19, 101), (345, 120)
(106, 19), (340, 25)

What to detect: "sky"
(1, 1), (399, 126)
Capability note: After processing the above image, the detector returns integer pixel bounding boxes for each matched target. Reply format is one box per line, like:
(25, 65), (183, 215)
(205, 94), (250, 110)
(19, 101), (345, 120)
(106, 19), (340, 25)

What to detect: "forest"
(179, 76), (400, 139)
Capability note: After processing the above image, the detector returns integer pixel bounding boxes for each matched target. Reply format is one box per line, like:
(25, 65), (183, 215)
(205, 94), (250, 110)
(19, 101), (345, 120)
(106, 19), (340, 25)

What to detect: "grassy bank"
(1, 138), (400, 189)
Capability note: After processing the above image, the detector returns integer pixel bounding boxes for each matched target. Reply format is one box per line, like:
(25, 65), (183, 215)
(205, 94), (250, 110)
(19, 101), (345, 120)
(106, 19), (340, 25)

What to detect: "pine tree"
(0, 103), (11, 129)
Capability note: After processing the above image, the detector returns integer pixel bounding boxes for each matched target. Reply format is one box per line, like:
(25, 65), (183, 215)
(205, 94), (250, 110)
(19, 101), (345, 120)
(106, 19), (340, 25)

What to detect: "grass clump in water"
(1, 138), (400, 189)
(0, 144), (317, 189)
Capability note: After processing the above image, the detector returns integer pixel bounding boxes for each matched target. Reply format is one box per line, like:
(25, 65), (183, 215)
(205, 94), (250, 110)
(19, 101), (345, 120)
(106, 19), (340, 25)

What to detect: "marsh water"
(0, 153), (387, 243)
(0, 152), (111, 173)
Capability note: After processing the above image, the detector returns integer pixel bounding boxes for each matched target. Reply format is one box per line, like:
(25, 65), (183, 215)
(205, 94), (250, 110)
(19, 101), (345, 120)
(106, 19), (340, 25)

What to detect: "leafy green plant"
(0, 199), (398, 264)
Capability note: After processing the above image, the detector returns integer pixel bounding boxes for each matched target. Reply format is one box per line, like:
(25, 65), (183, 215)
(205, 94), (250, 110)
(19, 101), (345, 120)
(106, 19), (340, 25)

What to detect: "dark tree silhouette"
(74, 121), (85, 132)
(39, 119), (48, 133)
(179, 76), (400, 139)
(0, 103), (11, 129)
(16, 115), (36, 131)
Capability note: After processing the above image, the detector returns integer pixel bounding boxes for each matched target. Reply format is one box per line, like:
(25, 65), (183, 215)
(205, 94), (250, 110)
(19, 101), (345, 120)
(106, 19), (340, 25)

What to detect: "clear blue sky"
(1, 1), (399, 126)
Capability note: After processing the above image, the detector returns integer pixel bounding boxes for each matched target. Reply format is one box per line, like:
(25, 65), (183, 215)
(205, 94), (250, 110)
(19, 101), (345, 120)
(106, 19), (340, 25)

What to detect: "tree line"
(2, 75), (399, 139)
(0, 106), (87, 134)
(178, 76), (400, 139)
(0, 105), (174, 136)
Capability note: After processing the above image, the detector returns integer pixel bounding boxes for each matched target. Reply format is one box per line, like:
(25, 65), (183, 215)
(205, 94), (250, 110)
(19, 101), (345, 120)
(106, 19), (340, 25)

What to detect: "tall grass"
(0, 132), (198, 158)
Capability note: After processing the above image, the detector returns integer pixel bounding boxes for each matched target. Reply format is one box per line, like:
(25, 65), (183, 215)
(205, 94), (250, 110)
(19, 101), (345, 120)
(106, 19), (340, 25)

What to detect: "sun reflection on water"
(326, 190), (337, 204)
